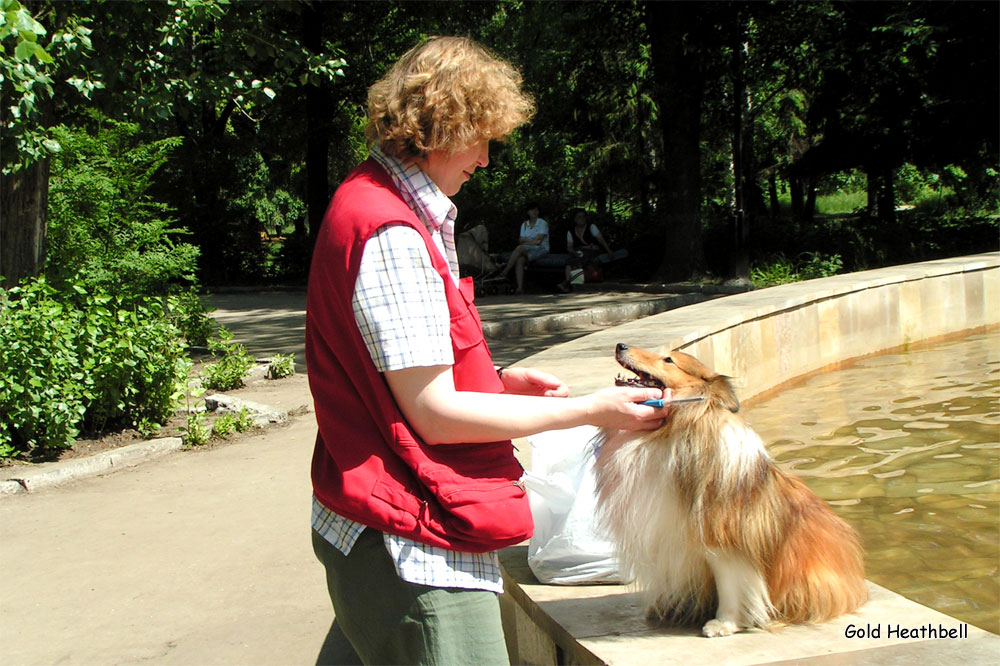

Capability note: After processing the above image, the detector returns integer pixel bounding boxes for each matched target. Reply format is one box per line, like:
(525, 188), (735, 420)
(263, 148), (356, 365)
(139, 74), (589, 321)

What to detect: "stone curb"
(1, 437), (184, 496)
(572, 281), (753, 295)
(482, 292), (713, 339)
(1, 392), (298, 499)
(204, 393), (289, 427)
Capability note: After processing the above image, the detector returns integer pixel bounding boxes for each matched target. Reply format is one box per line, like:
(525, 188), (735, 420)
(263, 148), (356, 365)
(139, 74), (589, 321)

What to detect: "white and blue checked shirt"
(311, 147), (503, 594)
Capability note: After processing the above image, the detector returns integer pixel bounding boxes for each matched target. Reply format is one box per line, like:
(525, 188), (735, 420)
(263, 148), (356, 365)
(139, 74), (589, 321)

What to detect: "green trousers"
(311, 528), (510, 666)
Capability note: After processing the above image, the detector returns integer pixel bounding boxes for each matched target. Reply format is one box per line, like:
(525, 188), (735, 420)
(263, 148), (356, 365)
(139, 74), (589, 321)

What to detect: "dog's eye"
(663, 356), (674, 364)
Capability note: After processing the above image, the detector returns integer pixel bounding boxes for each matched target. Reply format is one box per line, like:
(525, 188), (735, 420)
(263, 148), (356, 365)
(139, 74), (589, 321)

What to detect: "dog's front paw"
(702, 618), (739, 637)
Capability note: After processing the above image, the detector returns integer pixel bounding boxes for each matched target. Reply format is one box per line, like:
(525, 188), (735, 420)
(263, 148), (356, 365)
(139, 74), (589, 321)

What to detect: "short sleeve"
(352, 224), (454, 372)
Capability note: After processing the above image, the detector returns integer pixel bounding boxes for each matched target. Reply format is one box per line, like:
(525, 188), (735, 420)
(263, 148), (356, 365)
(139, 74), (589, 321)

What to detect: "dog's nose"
(616, 343), (629, 353)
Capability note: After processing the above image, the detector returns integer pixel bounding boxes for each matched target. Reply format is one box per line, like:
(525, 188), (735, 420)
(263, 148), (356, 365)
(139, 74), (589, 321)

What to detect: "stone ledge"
(500, 546), (1000, 665)
(502, 253), (1000, 664)
(0, 437), (183, 495)
(516, 253), (1000, 400)
(204, 393), (289, 427)
(482, 293), (712, 339)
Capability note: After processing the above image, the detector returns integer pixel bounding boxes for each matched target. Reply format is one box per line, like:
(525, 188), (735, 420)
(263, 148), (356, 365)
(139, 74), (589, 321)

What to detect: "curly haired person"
(306, 36), (668, 665)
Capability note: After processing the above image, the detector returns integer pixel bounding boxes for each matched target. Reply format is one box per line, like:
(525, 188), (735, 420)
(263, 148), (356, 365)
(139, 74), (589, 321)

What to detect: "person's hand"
(582, 386), (672, 431)
(501, 367), (570, 397)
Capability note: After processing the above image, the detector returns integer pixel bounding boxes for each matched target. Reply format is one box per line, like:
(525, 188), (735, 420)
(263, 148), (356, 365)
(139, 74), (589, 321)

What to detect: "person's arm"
(592, 224), (613, 255)
(499, 366), (569, 397)
(519, 229), (545, 246)
(517, 221), (532, 245)
(566, 230), (576, 254)
(535, 219), (549, 245)
(384, 364), (667, 445)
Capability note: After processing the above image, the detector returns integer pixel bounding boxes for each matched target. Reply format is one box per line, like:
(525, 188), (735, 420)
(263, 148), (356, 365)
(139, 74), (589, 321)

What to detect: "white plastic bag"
(522, 425), (626, 585)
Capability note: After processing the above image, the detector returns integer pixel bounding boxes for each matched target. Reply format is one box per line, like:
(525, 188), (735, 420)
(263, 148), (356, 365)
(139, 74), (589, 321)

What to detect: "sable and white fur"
(594, 344), (867, 637)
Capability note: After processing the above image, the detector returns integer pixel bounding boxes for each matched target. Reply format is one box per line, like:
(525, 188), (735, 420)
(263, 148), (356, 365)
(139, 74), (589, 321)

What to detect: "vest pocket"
(450, 307), (485, 350)
(370, 479), (422, 531)
(439, 478), (526, 504)
(435, 478), (533, 544)
(417, 445), (533, 544)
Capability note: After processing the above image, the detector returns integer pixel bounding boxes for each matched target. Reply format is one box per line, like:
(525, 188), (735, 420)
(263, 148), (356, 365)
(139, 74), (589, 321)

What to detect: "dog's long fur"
(594, 344), (867, 637)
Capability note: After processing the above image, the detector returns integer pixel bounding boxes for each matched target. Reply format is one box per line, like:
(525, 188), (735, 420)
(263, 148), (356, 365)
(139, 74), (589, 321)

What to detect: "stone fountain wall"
(525, 253), (1000, 403)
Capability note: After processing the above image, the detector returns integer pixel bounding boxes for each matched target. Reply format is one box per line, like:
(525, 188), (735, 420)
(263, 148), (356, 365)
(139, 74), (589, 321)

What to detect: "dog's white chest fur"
(593, 418), (774, 636)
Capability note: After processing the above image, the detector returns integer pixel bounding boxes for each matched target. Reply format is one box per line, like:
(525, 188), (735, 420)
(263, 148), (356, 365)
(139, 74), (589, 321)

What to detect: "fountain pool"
(747, 330), (999, 634)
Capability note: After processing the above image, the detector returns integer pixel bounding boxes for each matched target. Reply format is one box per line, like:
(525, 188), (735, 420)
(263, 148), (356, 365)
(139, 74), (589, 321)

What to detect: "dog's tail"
(766, 473), (868, 624)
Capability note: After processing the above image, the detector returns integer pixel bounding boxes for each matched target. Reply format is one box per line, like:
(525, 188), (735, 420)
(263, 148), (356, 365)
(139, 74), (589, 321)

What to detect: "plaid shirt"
(311, 148), (503, 594)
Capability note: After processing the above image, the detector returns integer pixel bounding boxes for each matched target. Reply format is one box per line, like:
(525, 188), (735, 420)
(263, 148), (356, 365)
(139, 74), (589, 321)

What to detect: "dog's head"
(614, 343), (739, 413)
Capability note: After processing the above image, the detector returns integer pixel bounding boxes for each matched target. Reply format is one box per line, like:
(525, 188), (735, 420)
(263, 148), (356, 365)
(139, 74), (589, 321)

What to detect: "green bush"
(182, 411), (211, 447)
(750, 252), (843, 288)
(0, 279), (89, 458)
(798, 252), (843, 280)
(45, 116), (199, 300)
(0, 277), (190, 459)
(211, 407), (256, 439)
(169, 287), (216, 347)
(234, 407), (256, 432)
(212, 413), (239, 438)
(201, 328), (255, 391)
(750, 254), (798, 287)
(267, 353), (296, 380)
(75, 289), (189, 434)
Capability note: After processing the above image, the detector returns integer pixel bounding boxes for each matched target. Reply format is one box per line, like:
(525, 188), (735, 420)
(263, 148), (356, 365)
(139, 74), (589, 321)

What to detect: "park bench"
(499, 248), (629, 288)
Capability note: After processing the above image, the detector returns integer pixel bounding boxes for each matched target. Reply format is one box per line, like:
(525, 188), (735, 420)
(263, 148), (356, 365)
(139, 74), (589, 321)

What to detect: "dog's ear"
(669, 351), (716, 382)
(711, 375), (740, 413)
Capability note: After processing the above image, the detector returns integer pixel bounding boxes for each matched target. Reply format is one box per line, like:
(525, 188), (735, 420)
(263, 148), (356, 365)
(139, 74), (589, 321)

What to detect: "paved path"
(1, 287), (691, 665)
(2, 416), (326, 665)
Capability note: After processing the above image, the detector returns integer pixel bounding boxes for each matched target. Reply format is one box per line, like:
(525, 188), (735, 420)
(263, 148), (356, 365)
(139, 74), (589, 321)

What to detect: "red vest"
(306, 159), (533, 553)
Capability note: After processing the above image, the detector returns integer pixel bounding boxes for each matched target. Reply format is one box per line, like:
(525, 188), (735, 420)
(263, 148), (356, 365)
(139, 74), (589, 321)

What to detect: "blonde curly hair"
(366, 36), (535, 159)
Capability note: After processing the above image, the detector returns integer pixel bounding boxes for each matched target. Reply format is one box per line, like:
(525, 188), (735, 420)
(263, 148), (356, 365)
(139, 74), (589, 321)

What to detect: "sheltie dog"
(593, 343), (867, 637)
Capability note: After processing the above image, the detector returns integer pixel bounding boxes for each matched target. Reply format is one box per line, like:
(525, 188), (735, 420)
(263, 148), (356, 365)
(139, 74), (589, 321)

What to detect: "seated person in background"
(496, 201), (549, 294)
(558, 208), (613, 292)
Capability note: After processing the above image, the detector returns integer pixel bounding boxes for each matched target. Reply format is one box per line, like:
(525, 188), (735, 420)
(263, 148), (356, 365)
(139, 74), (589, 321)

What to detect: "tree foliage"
(2, 0), (997, 286)
(46, 115), (198, 298)
(2, 0), (996, 458)
(0, 0), (100, 174)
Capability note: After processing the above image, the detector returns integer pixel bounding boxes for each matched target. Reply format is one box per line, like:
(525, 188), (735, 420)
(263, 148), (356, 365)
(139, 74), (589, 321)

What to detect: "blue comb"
(641, 396), (705, 408)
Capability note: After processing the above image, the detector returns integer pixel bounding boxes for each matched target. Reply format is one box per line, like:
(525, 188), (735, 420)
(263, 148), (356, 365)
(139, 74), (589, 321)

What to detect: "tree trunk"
(593, 177), (608, 216)
(768, 172), (780, 218)
(302, 2), (330, 243)
(0, 161), (49, 289)
(729, 10), (750, 281)
(790, 175), (804, 220)
(865, 165), (878, 216)
(865, 165), (896, 224)
(646, 1), (705, 281)
(877, 166), (895, 224)
(803, 176), (817, 222)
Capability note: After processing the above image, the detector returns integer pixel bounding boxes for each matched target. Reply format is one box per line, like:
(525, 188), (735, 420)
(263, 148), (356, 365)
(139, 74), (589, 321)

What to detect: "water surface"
(747, 331), (999, 634)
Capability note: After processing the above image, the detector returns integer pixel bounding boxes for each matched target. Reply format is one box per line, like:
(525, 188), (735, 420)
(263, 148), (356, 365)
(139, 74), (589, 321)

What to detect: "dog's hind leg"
(702, 551), (772, 637)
